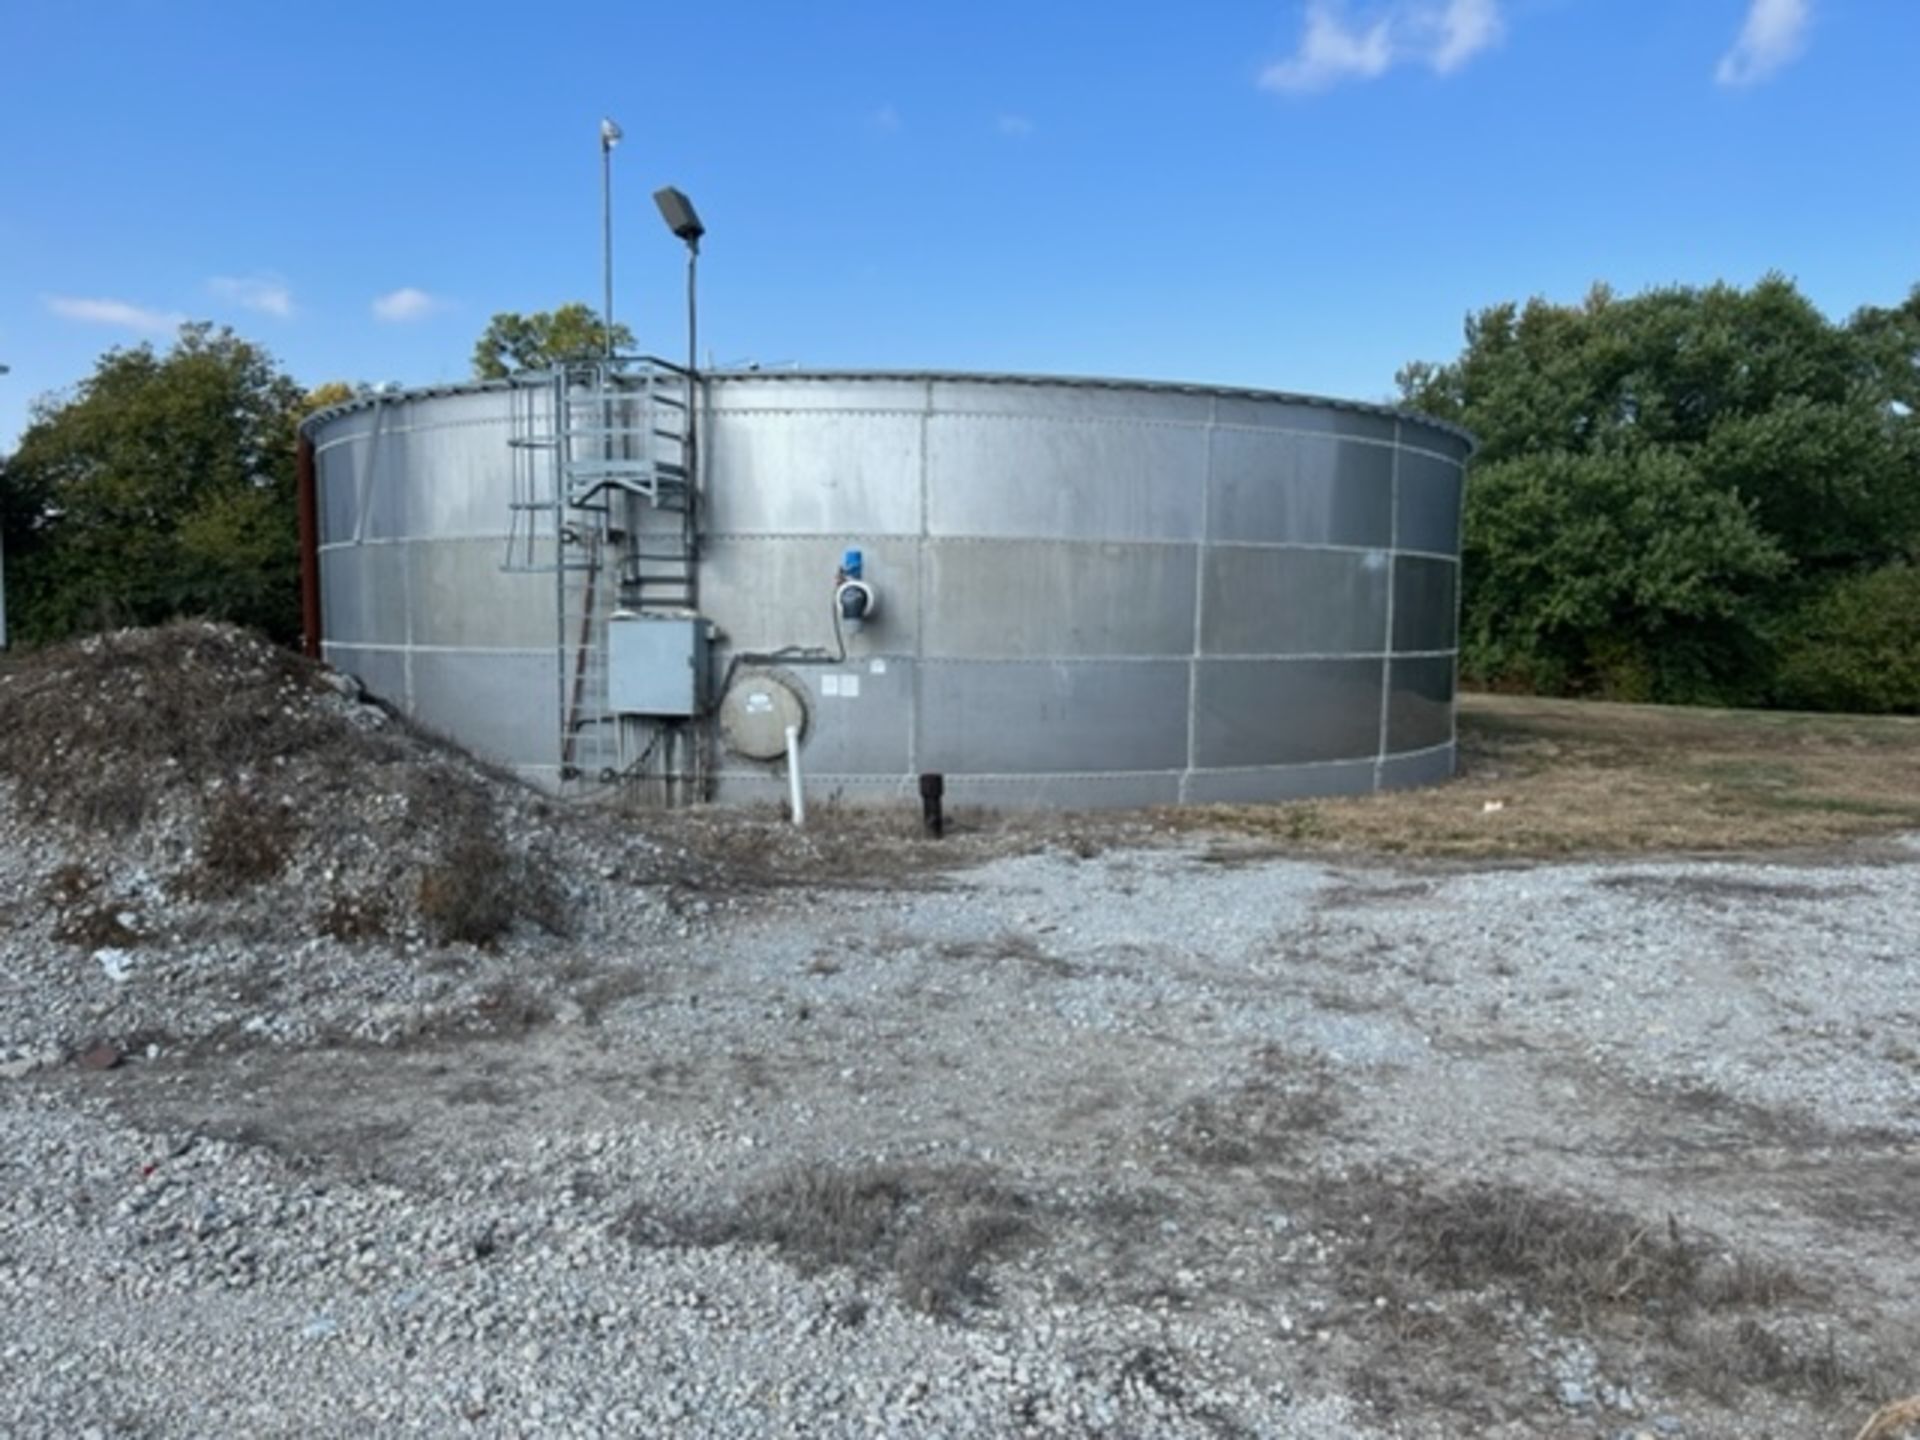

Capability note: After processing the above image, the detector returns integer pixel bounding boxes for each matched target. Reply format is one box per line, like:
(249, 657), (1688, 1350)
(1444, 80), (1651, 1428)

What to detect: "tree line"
(0, 306), (625, 648)
(3, 283), (1916, 713)
(1398, 276), (1920, 712)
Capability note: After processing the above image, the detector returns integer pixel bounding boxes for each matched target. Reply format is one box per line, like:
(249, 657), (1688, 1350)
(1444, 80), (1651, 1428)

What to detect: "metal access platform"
(502, 357), (703, 792)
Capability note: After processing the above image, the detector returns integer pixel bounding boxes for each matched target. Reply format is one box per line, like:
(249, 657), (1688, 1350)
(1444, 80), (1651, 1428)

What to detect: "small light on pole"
(653, 186), (705, 377)
(599, 118), (624, 360)
(652, 186), (704, 253)
(653, 187), (706, 530)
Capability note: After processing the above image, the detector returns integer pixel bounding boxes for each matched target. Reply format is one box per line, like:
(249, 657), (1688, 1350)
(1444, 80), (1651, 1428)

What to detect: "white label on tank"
(841, 675), (861, 698)
(869, 659), (887, 675)
(744, 693), (773, 713)
(822, 675), (842, 697)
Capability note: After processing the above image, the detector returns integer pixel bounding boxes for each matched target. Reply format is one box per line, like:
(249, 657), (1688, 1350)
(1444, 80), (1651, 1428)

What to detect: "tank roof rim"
(297, 369), (1475, 451)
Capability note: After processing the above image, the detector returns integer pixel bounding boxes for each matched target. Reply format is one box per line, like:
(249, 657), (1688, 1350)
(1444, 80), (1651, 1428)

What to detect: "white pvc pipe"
(785, 724), (806, 827)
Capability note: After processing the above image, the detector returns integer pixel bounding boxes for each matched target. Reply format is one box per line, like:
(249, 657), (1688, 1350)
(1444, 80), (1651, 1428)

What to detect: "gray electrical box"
(608, 614), (709, 717)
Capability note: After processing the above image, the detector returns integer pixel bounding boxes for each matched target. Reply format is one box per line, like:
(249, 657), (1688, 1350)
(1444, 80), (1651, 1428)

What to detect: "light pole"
(652, 186), (704, 383)
(599, 118), (623, 360)
(652, 188), (706, 564)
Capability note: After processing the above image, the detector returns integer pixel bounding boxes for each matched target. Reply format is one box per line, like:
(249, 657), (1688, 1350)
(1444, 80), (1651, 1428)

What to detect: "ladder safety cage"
(499, 357), (702, 784)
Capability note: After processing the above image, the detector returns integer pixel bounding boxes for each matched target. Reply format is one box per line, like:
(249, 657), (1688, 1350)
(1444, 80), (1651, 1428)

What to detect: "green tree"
(1847, 284), (1920, 412)
(1463, 449), (1787, 701)
(470, 303), (636, 379)
(0, 324), (305, 645)
(1774, 564), (1920, 714)
(299, 380), (360, 423)
(1401, 276), (1920, 706)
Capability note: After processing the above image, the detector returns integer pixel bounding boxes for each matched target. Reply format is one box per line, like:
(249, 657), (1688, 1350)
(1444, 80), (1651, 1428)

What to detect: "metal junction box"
(608, 614), (709, 717)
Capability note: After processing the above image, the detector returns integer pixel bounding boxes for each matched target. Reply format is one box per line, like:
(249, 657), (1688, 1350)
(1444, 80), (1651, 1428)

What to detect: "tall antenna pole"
(599, 118), (623, 358)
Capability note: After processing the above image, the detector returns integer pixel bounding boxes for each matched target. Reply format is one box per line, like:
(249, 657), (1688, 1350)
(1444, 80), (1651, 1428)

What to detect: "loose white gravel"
(4, 818), (1918, 1437)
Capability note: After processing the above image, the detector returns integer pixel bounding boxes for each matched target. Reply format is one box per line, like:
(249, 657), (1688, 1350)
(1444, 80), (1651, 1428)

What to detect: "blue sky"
(2, 0), (1915, 447)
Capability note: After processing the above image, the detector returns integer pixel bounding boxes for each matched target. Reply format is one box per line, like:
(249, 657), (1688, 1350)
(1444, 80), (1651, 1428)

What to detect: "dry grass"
(628, 805), (973, 893)
(415, 833), (565, 947)
(627, 801), (1176, 897)
(316, 889), (393, 943)
(43, 863), (142, 948)
(185, 791), (301, 897)
(1181, 693), (1920, 860)
(1309, 1171), (1905, 1414)
(618, 1163), (1033, 1319)
(1330, 1175), (1803, 1318)
(408, 773), (568, 947)
(1855, 1397), (1920, 1440)
(1171, 1047), (1343, 1168)
(936, 931), (1077, 978)
(1666, 1316), (1869, 1406)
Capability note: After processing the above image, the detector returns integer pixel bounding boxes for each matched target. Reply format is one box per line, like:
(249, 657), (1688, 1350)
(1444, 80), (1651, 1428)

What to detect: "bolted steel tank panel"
(305, 371), (1471, 806)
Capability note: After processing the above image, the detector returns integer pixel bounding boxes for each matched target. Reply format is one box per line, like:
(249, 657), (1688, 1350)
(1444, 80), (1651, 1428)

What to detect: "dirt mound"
(0, 624), (651, 1066)
(0, 622), (563, 940)
(0, 621), (399, 832)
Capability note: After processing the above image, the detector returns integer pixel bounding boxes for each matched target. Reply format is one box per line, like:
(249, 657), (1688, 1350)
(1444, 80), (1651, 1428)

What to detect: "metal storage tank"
(300, 368), (1472, 808)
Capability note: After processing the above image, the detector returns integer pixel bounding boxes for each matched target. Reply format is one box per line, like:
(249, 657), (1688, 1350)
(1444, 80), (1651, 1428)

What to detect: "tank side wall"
(312, 389), (561, 784)
(924, 543), (1197, 659)
(1390, 555), (1458, 653)
(1207, 430), (1393, 547)
(699, 378), (1465, 806)
(925, 414), (1207, 542)
(311, 376), (1466, 807)
(1200, 548), (1389, 656)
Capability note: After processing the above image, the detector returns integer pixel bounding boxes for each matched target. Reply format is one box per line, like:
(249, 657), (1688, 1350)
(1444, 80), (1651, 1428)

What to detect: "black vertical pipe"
(918, 772), (946, 838)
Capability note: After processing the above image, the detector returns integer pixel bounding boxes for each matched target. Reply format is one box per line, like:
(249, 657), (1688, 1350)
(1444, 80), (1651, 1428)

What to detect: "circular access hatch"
(717, 671), (809, 760)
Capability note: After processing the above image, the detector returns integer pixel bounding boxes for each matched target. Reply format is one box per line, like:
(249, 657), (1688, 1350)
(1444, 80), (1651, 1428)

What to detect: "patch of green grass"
(1749, 793), (1920, 819)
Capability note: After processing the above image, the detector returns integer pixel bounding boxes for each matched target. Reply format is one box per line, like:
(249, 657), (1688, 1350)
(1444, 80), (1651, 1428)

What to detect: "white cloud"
(1430, 0), (1501, 73)
(371, 287), (444, 322)
(1260, 0), (1503, 94)
(1716, 0), (1811, 87)
(43, 295), (185, 332)
(208, 274), (294, 318)
(1262, 4), (1392, 92)
(996, 113), (1035, 137)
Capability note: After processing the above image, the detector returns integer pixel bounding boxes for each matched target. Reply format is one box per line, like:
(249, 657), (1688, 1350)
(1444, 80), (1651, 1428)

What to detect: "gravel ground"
(1, 626), (1914, 1438)
(4, 815), (1917, 1438)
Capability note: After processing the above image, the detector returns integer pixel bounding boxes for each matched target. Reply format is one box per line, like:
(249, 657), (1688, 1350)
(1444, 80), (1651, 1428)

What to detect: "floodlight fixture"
(653, 187), (705, 252)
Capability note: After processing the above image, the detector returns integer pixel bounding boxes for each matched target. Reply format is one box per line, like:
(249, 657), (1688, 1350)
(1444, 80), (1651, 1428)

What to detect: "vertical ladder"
(503, 374), (561, 574)
(623, 371), (697, 613)
(505, 359), (702, 786)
